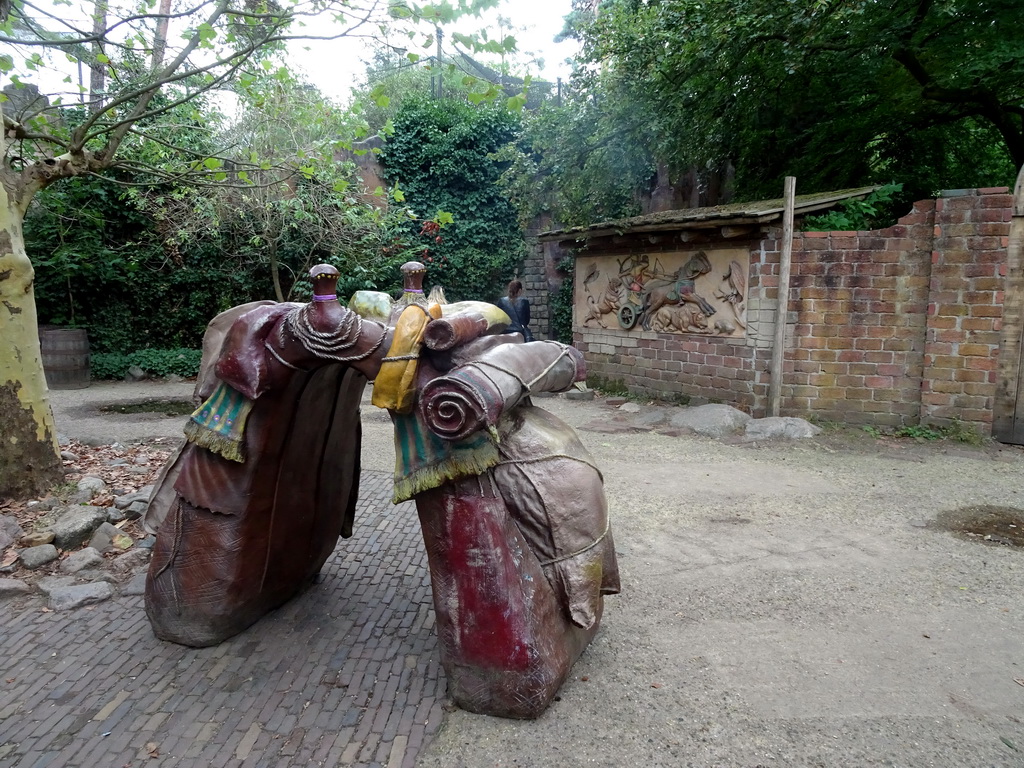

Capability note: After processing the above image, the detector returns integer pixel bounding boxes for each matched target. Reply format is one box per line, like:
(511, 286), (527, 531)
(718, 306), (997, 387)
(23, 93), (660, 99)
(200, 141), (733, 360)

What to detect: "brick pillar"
(523, 213), (574, 340)
(921, 187), (1013, 432)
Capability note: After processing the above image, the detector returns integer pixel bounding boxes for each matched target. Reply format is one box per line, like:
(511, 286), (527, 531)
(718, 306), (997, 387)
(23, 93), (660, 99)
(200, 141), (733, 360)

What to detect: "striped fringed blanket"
(182, 381), (254, 463)
(390, 410), (500, 503)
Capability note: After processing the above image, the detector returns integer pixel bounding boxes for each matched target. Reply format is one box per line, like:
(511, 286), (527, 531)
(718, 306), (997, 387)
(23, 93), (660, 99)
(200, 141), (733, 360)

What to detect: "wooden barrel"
(39, 327), (91, 389)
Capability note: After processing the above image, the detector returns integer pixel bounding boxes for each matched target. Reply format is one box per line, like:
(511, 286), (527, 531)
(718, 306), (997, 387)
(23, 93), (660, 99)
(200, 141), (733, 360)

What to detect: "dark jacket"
(496, 296), (533, 340)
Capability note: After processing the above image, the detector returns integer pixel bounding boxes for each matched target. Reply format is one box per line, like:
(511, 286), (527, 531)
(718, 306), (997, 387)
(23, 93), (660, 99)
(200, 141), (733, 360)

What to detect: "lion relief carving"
(650, 304), (709, 334)
(583, 276), (625, 328)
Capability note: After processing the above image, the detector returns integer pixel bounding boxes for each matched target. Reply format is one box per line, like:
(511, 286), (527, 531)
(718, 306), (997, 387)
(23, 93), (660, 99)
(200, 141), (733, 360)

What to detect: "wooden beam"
(720, 225), (755, 239)
(768, 176), (797, 417)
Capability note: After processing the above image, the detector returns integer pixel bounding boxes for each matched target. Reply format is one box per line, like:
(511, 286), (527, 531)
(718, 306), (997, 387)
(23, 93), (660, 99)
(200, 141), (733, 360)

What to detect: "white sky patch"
(1, 0), (578, 108)
(288, 0), (578, 103)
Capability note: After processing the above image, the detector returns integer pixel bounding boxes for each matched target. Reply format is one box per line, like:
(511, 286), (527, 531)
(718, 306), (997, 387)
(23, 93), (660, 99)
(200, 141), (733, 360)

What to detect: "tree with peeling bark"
(0, 0), (501, 499)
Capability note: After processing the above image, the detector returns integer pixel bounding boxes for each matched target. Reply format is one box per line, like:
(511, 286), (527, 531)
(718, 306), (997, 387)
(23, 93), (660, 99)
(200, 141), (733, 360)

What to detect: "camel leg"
(413, 475), (597, 719)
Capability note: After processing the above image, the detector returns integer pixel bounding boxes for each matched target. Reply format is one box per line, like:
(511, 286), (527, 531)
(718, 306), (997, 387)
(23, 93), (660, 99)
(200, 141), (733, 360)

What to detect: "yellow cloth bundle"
(371, 303), (441, 413)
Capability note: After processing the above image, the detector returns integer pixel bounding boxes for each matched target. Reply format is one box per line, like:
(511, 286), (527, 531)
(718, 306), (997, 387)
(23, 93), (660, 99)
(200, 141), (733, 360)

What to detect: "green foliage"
(91, 349), (203, 380)
(563, 0), (1023, 205)
(803, 184), (904, 232)
(863, 420), (985, 445)
(379, 97), (526, 301)
(26, 175), (150, 331)
(586, 375), (630, 397)
(584, 375), (695, 405)
(354, 47), (473, 135)
(28, 170), (435, 351)
(27, 77), (443, 351)
(941, 420), (986, 446)
(498, 99), (649, 228)
(868, 119), (1017, 199)
(893, 420), (985, 445)
(27, 174), (279, 353)
(550, 257), (575, 344)
(894, 424), (946, 441)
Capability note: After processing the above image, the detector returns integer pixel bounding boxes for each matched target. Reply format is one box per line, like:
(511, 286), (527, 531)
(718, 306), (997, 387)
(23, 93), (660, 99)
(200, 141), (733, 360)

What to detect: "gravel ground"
(47, 381), (1024, 767)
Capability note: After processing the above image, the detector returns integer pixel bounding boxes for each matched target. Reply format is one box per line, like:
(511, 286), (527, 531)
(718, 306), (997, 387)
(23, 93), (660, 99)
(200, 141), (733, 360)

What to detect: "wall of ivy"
(379, 97), (526, 303)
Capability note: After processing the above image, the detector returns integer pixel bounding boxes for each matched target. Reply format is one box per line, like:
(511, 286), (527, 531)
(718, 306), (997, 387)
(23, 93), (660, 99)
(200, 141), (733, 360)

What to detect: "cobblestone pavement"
(0, 471), (445, 768)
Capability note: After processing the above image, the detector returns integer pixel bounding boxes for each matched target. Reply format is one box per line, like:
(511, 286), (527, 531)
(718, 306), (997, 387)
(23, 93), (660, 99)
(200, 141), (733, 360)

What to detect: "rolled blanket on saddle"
(419, 341), (585, 441)
(423, 300), (511, 351)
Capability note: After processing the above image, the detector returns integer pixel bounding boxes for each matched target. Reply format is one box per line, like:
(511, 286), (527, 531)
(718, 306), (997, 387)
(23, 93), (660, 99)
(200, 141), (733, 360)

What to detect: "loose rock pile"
(0, 440), (172, 611)
(582, 400), (823, 441)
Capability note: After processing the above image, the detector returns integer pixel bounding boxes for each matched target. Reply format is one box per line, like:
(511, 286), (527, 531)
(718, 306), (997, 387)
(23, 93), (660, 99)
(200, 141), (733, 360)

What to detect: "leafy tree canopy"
(0, 0), (515, 497)
(557, 0), (1020, 205)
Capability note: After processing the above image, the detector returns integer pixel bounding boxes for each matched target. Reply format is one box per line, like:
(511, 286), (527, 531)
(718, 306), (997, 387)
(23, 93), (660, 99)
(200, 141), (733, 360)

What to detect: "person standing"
(496, 279), (534, 341)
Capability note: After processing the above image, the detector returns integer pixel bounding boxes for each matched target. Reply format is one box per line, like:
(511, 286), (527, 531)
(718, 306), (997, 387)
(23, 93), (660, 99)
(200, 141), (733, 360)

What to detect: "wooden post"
(768, 176), (796, 417)
(435, 27), (443, 98)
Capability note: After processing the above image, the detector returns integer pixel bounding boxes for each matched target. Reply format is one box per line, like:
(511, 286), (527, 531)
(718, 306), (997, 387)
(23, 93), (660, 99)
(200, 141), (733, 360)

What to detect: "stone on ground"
(60, 547), (106, 574)
(669, 404), (752, 437)
(52, 506), (108, 549)
(19, 544), (59, 570)
(0, 578), (31, 598)
(48, 582), (114, 611)
(745, 416), (823, 440)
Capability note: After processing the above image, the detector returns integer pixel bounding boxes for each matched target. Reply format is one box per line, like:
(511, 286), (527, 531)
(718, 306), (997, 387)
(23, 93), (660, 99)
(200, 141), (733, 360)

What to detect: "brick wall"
(576, 327), (768, 411)
(522, 213), (573, 340)
(572, 187), (1014, 433)
(783, 202), (934, 427)
(519, 236), (551, 339)
(921, 189), (1014, 427)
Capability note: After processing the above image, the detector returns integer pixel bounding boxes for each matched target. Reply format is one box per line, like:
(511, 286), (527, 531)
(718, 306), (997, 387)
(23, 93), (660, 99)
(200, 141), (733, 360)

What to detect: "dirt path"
(44, 382), (1024, 767)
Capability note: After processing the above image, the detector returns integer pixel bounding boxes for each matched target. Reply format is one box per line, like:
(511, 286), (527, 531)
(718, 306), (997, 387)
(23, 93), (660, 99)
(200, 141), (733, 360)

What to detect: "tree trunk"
(89, 0), (108, 103)
(151, 0), (172, 69)
(0, 187), (63, 498)
(268, 239), (284, 302)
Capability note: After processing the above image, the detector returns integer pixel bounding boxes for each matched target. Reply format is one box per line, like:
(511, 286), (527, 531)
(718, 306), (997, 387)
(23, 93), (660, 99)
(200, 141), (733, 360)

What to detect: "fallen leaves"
(4, 440), (171, 571)
(60, 440), (170, 497)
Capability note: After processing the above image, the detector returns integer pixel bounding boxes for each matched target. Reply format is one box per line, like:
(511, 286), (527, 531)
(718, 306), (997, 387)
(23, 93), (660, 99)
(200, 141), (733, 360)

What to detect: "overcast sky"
(290, 0), (579, 102)
(1, 0), (578, 108)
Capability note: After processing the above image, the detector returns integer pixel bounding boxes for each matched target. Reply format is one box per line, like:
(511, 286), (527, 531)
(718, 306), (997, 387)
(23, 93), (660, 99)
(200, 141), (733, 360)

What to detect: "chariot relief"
(576, 249), (748, 337)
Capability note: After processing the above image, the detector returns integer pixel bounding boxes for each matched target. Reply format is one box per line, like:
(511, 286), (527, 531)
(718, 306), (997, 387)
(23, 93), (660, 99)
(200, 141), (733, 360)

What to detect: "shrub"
(92, 348), (202, 380)
(550, 257), (575, 344)
(802, 183), (904, 232)
(379, 97), (525, 302)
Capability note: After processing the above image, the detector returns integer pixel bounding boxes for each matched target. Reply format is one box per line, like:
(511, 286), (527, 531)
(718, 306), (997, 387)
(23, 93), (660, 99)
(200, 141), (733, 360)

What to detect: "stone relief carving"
(576, 249), (749, 337)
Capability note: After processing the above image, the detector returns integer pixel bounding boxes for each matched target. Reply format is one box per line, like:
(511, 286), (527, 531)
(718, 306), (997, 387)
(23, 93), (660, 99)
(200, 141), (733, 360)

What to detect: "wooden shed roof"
(536, 186), (882, 243)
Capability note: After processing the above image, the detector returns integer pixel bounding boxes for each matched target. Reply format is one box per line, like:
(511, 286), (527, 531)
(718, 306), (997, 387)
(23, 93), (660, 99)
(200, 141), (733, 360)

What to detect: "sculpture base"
(415, 477), (600, 719)
(146, 493), (334, 647)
